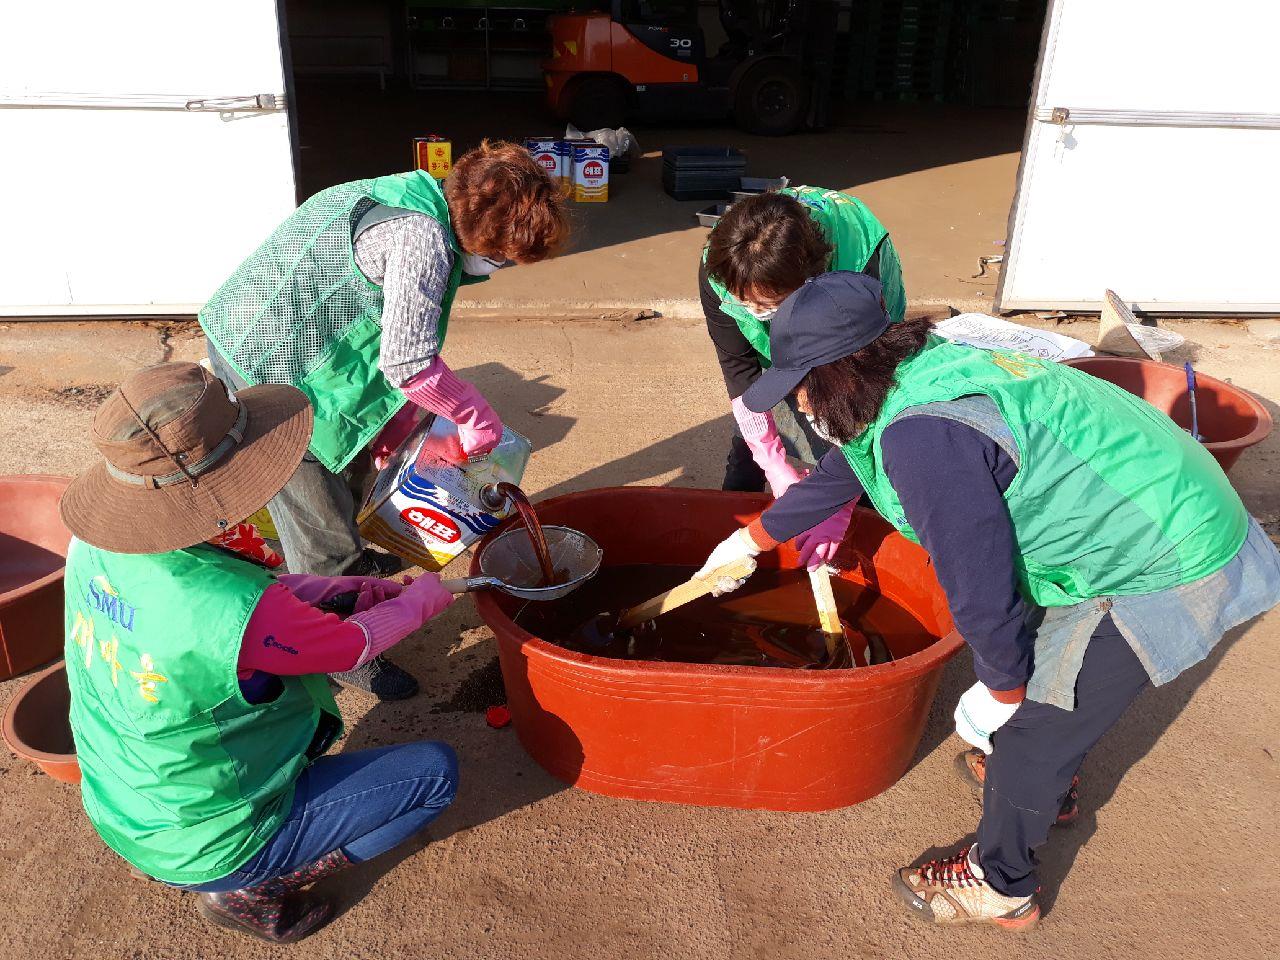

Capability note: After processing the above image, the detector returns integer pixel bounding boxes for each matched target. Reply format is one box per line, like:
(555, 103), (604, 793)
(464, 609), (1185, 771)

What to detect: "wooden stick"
(616, 556), (758, 631)
(808, 566), (844, 660)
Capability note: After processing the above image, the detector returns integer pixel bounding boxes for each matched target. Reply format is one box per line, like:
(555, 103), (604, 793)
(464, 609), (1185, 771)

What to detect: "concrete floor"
(0, 315), (1277, 959)
(294, 83), (1025, 315)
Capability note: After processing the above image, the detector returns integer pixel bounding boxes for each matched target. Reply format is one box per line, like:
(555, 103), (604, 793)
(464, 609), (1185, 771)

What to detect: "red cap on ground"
(485, 705), (512, 729)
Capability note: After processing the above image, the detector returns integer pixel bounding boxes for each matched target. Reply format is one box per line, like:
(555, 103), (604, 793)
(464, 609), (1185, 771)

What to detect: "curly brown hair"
(445, 140), (569, 263)
(705, 192), (832, 302)
(800, 318), (935, 444)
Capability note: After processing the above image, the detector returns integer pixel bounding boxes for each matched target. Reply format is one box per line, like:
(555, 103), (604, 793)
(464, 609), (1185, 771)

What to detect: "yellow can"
(413, 136), (452, 179)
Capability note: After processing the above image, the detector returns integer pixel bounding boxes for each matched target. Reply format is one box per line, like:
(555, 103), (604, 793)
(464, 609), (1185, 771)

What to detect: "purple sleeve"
(879, 415), (1030, 691)
(760, 447), (864, 542)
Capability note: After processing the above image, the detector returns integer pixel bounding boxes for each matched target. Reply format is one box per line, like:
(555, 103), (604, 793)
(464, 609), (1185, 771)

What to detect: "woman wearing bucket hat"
(699, 188), (907, 573)
(695, 272), (1280, 930)
(60, 362), (460, 944)
(200, 140), (570, 701)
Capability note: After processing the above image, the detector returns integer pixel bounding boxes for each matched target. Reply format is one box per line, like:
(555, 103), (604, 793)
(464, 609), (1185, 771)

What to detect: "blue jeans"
(181, 742), (458, 892)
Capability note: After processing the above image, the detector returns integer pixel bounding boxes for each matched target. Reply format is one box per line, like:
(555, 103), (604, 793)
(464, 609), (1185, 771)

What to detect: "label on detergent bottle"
(525, 136), (564, 189)
(573, 142), (609, 203)
(357, 416), (531, 570)
(555, 139), (574, 196)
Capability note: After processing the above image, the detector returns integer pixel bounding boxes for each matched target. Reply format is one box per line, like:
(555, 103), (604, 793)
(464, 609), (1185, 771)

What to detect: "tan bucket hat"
(60, 361), (313, 555)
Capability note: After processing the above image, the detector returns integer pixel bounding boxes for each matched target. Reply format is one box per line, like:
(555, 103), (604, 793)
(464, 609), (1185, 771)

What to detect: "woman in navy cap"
(696, 271), (1280, 930)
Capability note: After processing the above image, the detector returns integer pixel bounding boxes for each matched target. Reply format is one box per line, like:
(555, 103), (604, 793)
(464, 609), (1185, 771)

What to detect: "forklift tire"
(734, 62), (807, 136)
(566, 76), (628, 132)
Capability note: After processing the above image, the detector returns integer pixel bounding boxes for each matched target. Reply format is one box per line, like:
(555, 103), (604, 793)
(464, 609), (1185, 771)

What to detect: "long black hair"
(800, 317), (935, 444)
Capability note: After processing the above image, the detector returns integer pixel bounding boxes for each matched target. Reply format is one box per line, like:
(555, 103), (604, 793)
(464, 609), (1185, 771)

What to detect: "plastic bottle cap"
(485, 705), (511, 729)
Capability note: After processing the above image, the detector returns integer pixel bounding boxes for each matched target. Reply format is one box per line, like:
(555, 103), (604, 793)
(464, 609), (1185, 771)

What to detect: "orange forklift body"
(544, 12), (698, 118)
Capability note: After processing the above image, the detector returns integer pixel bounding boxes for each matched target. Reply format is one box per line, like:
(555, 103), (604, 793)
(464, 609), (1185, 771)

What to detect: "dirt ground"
(0, 316), (1278, 960)
(293, 83), (1024, 315)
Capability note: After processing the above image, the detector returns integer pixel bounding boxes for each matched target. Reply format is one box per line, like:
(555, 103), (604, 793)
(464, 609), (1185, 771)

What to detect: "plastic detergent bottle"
(358, 415), (532, 571)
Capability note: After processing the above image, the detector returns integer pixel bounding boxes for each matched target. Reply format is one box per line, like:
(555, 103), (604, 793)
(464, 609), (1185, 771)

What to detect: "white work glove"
(693, 528), (761, 597)
(954, 682), (1021, 755)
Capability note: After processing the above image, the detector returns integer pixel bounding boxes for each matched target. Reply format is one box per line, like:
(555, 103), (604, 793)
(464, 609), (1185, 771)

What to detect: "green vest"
(199, 171), (485, 473)
(64, 539), (341, 884)
(839, 338), (1249, 606)
(704, 185), (906, 363)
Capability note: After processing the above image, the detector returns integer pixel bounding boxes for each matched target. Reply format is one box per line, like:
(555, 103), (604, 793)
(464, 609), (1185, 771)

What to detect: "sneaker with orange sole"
(894, 844), (1040, 930)
(956, 748), (1080, 826)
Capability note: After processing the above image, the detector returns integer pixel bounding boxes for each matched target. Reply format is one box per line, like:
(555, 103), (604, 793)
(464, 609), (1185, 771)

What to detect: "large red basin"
(1063, 357), (1271, 473)
(472, 487), (963, 812)
(2, 660), (80, 784)
(0, 475), (73, 680)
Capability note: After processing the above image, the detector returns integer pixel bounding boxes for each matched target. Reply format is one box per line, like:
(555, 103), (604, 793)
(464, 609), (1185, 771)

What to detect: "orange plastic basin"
(0, 475), (72, 680)
(1063, 357), (1271, 473)
(472, 488), (963, 811)
(3, 660), (80, 784)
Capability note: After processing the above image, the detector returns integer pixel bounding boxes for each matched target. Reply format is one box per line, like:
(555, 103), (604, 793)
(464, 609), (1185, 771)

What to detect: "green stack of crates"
(833, 0), (1046, 107)
(950, 0), (1048, 107)
(848, 0), (956, 102)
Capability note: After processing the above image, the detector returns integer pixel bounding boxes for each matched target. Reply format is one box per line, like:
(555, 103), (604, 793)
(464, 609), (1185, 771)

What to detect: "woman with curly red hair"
(200, 140), (569, 700)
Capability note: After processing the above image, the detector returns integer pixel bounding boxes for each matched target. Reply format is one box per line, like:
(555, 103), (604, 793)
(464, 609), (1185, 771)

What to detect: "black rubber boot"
(342, 547), (405, 579)
(333, 655), (420, 701)
(197, 849), (351, 944)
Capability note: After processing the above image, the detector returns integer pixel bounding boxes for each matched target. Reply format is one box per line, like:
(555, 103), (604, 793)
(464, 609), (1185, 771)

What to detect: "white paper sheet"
(934, 313), (1095, 362)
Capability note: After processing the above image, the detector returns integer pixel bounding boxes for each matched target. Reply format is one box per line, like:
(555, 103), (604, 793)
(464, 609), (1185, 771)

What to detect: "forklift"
(544, 1), (838, 135)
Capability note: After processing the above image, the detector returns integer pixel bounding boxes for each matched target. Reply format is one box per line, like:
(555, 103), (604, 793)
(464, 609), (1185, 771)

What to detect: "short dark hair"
(801, 318), (935, 444)
(705, 193), (832, 302)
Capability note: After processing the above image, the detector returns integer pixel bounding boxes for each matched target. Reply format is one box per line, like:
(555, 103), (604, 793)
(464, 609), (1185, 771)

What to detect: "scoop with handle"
(615, 556), (759, 631)
(442, 525), (603, 601)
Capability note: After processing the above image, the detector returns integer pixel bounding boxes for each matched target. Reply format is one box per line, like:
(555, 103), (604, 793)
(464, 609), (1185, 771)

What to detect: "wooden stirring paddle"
(615, 556), (758, 631)
(807, 566), (846, 662)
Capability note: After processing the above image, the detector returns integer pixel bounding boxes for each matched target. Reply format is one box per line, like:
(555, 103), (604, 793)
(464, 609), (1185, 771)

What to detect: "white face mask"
(461, 252), (509, 277)
(804, 412), (839, 445)
(744, 304), (778, 321)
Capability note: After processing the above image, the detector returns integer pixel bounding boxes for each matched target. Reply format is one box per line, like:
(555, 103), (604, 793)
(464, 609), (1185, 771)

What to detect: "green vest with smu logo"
(704, 185), (907, 364)
(839, 337), (1248, 606)
(199, 170), (486, 473)
(64, 538), (341, 884)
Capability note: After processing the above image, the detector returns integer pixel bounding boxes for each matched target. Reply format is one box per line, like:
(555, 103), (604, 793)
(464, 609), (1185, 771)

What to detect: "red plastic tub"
(1063, 357), (1272, 473)
(0, 475), (73, 680)
(472, 488), (963, 811)
(2, 660), (80, 784)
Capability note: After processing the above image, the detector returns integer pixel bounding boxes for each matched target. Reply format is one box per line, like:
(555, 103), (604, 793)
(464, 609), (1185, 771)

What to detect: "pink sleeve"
(237, 583), (370, 678)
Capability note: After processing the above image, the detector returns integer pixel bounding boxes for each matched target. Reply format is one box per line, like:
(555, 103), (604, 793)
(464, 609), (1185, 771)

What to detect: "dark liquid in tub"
(515, 565), (932, 669)
(495, 482), (560, 586)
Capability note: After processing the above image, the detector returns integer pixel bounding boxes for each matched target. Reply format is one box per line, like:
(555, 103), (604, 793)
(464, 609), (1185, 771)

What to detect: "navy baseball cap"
(742, 271), (892, 413)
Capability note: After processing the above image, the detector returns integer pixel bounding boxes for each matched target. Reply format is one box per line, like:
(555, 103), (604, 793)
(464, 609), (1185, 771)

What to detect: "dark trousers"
(978, 614), (1150, 896)
(206, 342), (366, 576)
(724, 393), (831, 491)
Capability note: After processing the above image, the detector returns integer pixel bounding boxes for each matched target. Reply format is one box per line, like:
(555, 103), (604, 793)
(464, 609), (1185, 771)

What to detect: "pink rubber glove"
(277, 573), (404, 607)
(370, 404), (424, 469)
(346, 574), (454, 667)
(352, 577), (408, 613)
(732, 396), (804, 498)
(794, 503), (855, 571)
(401, 356), (503, 460)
